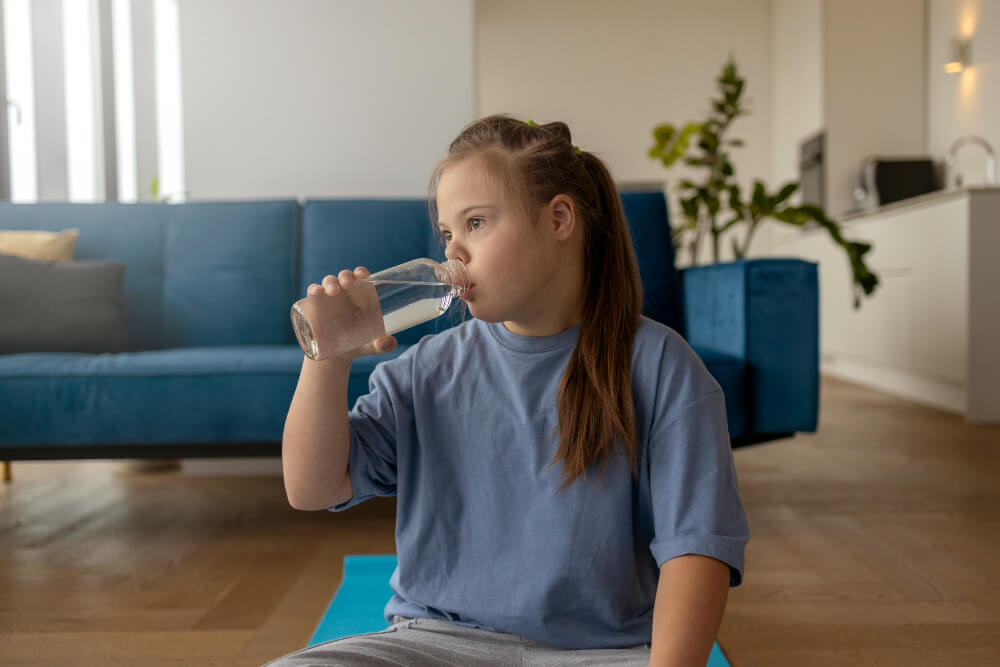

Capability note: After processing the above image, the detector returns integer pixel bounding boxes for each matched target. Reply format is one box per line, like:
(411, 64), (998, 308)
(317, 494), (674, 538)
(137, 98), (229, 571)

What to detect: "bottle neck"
(441, 259), (470, 296)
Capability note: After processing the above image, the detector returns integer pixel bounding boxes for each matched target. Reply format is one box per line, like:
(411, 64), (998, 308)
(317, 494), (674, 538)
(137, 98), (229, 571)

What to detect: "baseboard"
(821, 353), (965, 416)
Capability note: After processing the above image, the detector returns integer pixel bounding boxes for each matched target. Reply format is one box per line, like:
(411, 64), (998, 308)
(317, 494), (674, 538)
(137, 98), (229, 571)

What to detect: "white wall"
(823, 0), (926, 218)
(760, 0), (925, 257)
(758, 0), (822, 255)
(476, 0), (772, 266)
(928, 0), (1000, 187)
(177, 0), (475, 200)
(768, 0), (822, 192)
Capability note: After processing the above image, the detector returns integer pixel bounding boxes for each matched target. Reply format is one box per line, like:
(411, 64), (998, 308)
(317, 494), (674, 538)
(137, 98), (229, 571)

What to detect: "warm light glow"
(960, 66), (977, 101)
(945, 61), (964, 74)
(959, 2), (977, 38)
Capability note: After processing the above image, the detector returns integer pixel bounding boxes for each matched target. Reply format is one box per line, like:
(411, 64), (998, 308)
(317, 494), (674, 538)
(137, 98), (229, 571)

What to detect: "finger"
(321, 275), (340, 294)
(338, 269), (355, 288)
(354, 266), (371, 279)
(307, 283), (322, 296)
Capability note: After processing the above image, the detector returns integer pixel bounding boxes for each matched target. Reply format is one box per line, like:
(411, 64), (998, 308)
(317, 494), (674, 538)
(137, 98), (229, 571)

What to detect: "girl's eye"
(439, 217), (483, 244)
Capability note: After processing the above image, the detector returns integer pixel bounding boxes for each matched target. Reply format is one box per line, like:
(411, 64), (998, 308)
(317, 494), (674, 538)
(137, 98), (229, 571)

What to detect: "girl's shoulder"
(632, 315), (723, 411)
(632, 315), (689, 361)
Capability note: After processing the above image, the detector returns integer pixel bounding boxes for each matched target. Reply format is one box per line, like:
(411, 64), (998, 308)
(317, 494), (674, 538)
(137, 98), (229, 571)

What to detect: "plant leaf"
(774, 182), (798, 204)
(653, 123), (676, 145)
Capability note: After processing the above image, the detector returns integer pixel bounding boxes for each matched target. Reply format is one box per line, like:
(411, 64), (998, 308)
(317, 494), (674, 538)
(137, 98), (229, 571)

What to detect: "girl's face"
(435, 157), (581, 331)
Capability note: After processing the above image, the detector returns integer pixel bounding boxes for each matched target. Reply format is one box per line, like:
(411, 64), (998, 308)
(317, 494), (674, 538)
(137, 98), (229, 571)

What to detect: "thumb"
(373, 335), (397, 354)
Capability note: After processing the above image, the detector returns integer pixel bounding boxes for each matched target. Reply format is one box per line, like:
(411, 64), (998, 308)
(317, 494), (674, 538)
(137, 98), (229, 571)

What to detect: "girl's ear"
(548, 194), (577, 241)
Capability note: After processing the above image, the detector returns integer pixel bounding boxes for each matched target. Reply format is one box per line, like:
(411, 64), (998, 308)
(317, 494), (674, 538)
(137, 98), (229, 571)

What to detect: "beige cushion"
(0, 228), (80, 261)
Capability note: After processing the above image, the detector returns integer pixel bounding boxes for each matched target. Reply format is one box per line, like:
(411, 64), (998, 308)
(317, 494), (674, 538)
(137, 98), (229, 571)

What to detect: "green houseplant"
(648, 57), (879, 308)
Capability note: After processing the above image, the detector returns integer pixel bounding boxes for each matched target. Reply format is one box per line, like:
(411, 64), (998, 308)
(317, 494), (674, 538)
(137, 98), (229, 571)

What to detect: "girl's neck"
(502, 314), (581, 338)
(502, 258), (585, 338)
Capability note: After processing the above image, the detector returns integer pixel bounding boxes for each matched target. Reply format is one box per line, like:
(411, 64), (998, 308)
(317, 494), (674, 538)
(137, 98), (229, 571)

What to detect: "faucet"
(945, 135), (996, 187)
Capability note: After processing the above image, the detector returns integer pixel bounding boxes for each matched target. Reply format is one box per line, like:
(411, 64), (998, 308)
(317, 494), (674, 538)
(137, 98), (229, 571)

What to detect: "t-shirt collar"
(484, 319), (581, 353)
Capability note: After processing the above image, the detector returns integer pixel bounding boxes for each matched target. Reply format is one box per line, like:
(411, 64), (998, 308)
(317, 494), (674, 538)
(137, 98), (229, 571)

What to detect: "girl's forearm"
(281, 355), (354, 510)
(649, 554), (731, 667)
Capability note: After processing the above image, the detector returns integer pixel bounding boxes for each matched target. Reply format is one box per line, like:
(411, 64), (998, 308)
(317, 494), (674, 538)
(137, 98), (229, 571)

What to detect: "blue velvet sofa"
(0, 191), (818, 466)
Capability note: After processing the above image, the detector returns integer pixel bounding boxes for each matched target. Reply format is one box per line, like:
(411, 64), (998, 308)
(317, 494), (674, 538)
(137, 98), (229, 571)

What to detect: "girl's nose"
(444, 242), (469, 266)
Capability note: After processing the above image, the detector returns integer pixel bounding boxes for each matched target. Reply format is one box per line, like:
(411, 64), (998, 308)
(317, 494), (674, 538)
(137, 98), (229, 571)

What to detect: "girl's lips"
(460, 284), (475, 299)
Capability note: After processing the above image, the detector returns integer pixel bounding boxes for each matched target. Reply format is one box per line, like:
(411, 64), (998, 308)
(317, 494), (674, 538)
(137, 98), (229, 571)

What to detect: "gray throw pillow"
(0, 253), (130, 354)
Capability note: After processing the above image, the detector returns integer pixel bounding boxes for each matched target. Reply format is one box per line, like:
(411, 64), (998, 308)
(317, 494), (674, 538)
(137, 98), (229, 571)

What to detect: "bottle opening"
(441, 259), (471, 297)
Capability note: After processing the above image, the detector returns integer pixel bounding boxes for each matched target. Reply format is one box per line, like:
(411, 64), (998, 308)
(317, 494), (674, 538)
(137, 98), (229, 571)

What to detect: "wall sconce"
(945, 37), (971, 73)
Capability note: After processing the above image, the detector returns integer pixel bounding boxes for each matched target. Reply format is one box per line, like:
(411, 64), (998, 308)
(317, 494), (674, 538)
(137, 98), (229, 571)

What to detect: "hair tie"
(524, 119), (582, 155)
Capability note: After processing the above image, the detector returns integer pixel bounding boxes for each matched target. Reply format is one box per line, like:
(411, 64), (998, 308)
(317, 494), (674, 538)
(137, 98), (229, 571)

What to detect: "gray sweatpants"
(263, 616), (652, 666)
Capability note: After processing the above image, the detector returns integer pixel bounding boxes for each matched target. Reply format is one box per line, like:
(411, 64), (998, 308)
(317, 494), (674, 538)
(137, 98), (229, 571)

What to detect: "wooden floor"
(1, 376), (998, 666)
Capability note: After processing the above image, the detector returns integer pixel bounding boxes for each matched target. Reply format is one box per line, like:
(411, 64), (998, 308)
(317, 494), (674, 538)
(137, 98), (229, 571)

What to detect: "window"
(63, 0), (100, 201)
(2, 0), (38, 202)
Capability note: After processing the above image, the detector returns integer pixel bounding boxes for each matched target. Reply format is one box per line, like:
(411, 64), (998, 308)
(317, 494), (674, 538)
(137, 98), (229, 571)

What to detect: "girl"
(271, 115), (749, 667)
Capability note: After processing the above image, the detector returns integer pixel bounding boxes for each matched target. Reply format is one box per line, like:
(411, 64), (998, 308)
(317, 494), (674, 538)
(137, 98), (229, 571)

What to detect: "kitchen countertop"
(838, 185), (1000, 223)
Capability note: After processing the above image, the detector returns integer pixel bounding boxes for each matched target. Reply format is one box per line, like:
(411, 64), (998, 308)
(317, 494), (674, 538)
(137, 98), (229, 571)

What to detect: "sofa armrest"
(681, 258), (819, 435)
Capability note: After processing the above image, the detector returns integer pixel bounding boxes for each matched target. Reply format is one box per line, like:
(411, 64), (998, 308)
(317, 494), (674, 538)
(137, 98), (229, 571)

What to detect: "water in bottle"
(291, 258), (469, 360)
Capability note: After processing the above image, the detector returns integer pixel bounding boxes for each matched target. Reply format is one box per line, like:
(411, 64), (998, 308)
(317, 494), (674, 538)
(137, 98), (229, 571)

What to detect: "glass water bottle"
(291, 258), (470, 360)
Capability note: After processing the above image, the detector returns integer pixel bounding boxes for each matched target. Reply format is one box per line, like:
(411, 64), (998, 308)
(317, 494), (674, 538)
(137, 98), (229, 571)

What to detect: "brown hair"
(428, 114), (644, 489)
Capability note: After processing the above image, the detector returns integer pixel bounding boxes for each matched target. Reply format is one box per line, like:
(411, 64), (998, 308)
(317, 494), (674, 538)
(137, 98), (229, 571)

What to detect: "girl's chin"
(463, 301), (504, 324)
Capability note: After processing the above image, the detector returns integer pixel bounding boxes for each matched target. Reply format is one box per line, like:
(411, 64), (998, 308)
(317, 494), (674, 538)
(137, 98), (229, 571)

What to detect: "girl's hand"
(305, 266), (397, 359)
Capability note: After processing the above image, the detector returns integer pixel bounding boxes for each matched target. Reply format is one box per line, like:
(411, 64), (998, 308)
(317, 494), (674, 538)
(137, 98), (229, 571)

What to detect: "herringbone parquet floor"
(1, 376), (998, 666)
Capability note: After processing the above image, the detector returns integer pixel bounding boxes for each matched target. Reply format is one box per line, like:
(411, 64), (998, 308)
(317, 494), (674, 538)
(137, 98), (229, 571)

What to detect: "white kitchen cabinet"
(761, 186), (1000, 423)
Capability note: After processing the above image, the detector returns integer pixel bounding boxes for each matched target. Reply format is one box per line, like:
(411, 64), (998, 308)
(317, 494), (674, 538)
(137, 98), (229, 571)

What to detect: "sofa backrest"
(300, 199), (448, 345)
(619, 190), (683, 334)
(1, 192), (679, 351)
(0, 200), (299, 350)
(301, 190), (682, 344)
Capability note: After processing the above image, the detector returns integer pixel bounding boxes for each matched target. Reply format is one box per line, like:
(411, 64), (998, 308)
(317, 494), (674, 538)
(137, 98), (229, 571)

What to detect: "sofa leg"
(2, 461), (10, 483)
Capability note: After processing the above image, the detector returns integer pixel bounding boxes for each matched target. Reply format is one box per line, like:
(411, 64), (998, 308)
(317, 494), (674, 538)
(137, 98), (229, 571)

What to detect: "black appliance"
(853, 157), (937, 210)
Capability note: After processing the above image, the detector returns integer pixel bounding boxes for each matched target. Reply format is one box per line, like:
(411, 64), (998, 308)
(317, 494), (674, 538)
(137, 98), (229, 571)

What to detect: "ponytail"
(429, 115), (644, 488)
(551, 151), (643, 488)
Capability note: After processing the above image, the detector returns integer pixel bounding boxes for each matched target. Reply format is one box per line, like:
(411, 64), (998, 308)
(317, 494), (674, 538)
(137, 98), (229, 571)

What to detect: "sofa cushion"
(0, 345), (406, 446)
(0, 228), (79, 260)
(0, 201), (300, 350)
(0, 254), (129, 354)
(691, 346), (747, 438)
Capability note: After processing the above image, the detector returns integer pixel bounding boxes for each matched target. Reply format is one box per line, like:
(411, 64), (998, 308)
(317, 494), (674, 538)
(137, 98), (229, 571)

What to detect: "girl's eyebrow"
(437, 205), (497, 227)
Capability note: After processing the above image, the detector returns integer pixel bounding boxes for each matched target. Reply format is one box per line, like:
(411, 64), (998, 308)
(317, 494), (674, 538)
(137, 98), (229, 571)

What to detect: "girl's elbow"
(284, 487), (328, 511)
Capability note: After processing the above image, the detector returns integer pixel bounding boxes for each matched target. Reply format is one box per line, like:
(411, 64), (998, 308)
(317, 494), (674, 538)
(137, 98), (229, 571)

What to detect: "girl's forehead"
(437, 158), (504, 203)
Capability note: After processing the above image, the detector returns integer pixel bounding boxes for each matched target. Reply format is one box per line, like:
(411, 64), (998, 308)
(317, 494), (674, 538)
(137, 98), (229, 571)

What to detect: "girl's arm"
(649, 554), (731, 667)
(282, 267), (396, 511)
(282, 355), (356, 510)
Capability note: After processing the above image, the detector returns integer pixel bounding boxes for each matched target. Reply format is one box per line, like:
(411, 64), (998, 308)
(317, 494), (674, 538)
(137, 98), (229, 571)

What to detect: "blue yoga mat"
(310, 554), (732, 667)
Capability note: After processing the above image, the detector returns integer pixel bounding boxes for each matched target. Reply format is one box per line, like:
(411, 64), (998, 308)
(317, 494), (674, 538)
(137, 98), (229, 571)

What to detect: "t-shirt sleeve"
(328, 350), (415, 512)
(647, 388), (750, 586)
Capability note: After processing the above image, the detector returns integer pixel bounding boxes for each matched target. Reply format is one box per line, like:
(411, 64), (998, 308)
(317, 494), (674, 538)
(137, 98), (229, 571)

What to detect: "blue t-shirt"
(332, 315), (749, 649)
